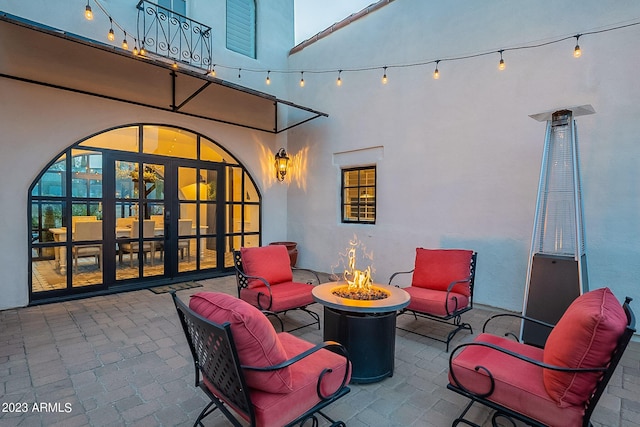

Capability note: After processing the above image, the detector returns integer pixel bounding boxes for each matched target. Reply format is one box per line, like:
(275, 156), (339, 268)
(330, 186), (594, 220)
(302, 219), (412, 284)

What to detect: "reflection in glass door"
(113, 159), (165, 281)
(177, 167), (219, 272)
(30, 124), (261, 303)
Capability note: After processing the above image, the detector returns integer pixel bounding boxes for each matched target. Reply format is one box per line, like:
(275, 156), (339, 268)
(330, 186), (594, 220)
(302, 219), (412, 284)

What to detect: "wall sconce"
(274, 148), (290, 182)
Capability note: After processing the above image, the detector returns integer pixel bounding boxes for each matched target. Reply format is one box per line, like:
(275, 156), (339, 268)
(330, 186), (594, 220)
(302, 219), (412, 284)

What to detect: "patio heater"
(521, 105), (594, 347)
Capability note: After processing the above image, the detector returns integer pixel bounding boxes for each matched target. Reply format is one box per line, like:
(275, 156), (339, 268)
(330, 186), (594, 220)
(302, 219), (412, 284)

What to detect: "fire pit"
(312, 282), (410, 383)
(331, 285), (389, 300)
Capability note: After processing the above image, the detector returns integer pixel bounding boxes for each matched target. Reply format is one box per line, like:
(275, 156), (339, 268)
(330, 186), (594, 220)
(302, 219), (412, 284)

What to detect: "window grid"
(341, 166), (376, 224)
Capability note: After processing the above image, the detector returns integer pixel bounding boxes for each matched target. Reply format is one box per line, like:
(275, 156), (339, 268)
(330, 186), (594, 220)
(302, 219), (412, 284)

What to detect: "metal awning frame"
(0, 12), (327, 134)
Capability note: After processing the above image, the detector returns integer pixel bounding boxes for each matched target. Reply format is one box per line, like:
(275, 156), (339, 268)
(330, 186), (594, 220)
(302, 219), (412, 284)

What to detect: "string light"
(77, 0), (640, 89)
(122, 32), (128, 50)
(573, 34), (582, 58)
(107, 18), (115, 41)
(84, 0), (93, 20)
(172, 61), (178, 69)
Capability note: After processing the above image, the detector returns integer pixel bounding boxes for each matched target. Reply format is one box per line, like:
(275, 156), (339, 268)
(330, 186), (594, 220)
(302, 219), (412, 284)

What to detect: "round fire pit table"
(312, 282), (410, 384)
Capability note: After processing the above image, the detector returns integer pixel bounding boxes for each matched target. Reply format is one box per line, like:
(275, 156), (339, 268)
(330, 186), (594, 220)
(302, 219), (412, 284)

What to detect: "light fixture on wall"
(85, 0), (94, 20)
(275, 148), (290, 182)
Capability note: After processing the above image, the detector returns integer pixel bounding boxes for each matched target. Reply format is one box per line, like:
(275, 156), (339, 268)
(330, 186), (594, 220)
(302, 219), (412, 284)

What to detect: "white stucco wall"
(0, 0), (295, 309)
(286, 0), (640, 312)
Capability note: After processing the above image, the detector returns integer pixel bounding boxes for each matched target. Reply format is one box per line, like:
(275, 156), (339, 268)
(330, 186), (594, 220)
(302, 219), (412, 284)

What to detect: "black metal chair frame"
(389, 252), (477, 351)
(233, 250), (321, 332)
(171, 291), (351, 427)
(447, 297), (635, 427)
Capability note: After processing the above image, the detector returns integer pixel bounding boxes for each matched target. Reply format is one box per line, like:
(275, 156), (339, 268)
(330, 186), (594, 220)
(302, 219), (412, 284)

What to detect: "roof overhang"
(0, 12), (327, 134)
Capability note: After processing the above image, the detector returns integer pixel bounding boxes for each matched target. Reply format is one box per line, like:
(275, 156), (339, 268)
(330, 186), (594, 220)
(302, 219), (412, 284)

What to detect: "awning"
(0, 13), (327, 133)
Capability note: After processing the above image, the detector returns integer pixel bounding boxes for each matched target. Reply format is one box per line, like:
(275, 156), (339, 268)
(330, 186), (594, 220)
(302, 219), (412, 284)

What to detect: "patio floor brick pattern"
(1, 273), (639, 426)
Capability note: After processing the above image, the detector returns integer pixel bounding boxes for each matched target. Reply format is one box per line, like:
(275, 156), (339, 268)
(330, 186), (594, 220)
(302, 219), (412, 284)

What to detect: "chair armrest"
(448, 340), (607, 398)
(242, 341), (351, 400)
(443, 276), (471, 316)
(482, 313), (555, 337)
(388, 269), (414, 285)
(292, 267), (321, 284)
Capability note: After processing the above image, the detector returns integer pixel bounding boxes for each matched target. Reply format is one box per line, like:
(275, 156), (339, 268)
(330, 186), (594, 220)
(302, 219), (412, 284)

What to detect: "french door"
(102, 153), (223, 285)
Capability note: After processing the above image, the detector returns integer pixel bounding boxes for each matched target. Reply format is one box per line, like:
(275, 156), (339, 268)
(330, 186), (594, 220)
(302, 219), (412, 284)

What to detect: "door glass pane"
(201, 137), (237, 164)
(71, 150), (102, 198)
(143, 126), (196, 159)
(80, 126), (139, 152)
(33, 155), (66, 197)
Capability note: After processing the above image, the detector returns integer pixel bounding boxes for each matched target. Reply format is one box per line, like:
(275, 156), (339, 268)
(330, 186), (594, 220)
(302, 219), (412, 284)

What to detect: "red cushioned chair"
(388, 248), (477, 351)
(234, 246), (321, 332)
(171, 291), (351, 427)
(447, 288), (635, 427)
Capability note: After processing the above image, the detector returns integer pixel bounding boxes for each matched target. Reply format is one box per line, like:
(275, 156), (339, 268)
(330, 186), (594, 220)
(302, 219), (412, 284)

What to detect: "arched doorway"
(29, 124), (261, 303)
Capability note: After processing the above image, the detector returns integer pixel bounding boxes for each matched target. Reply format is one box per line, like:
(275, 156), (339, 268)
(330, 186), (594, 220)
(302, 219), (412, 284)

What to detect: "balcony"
(136, 0), (212, 70)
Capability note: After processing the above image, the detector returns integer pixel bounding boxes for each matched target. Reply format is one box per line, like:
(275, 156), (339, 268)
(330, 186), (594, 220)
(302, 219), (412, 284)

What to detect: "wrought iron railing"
(136, 0), (212, 69)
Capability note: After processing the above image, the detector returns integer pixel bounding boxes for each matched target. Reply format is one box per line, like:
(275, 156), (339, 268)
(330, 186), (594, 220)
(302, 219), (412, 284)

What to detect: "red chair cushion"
(240, 281), (315, 312)
(248, 333), (351, 426)
(449, 333), (584, 427)
(412, 248), (473, 296)
(189, 292), (293, 394)
(404, 286), (469, 317)
(543, 287), (627, 407)
(241, 246), (293, 288)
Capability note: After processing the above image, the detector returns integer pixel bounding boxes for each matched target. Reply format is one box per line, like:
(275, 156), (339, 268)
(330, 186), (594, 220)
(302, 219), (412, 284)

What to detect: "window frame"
(341, 166), (376, 225)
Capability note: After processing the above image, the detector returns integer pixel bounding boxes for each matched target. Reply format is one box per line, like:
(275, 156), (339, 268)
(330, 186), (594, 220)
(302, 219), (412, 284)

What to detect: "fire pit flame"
(332, 239), (388, 300)
(344, 247), (373, 293)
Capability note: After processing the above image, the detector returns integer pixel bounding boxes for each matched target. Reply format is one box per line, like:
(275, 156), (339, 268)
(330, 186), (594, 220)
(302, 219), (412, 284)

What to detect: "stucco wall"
(286, 0), (640, 312)
(0, 0), (295, 309)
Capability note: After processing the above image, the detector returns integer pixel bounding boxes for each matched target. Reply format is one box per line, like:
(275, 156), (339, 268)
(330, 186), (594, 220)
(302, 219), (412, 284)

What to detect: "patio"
(1, 274), (638, 427)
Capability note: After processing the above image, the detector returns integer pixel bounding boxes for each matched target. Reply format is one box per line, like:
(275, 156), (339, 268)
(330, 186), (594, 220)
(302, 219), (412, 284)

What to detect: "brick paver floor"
(1, 274), (639, 426)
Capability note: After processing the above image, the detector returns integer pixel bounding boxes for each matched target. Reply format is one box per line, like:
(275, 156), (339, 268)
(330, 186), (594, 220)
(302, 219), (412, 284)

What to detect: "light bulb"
(85, 3), (93, 20)
(299, 72), (305, 87)
(337, 71), (342, 86)
(108, 28), (115, 41)
(172, 61), (178, 69)
(133, 46), (139, 55)
(573, 44), (581, 58)
(498, 58), (505, 70)
(209, 67), (216, 77)
(382, 67), (388, 84)
(433, 61), (440, 80)
(266, 71), (271, 85)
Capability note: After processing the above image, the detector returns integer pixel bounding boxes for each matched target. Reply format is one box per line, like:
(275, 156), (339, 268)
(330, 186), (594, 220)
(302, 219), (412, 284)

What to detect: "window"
(342, 166), (376, 224)
(226, 0), (256, 58)
(158, 0), (186, 16)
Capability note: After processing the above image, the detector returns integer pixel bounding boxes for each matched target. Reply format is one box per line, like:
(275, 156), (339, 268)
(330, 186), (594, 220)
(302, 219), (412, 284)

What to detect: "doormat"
(149, 281), (202, 294)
